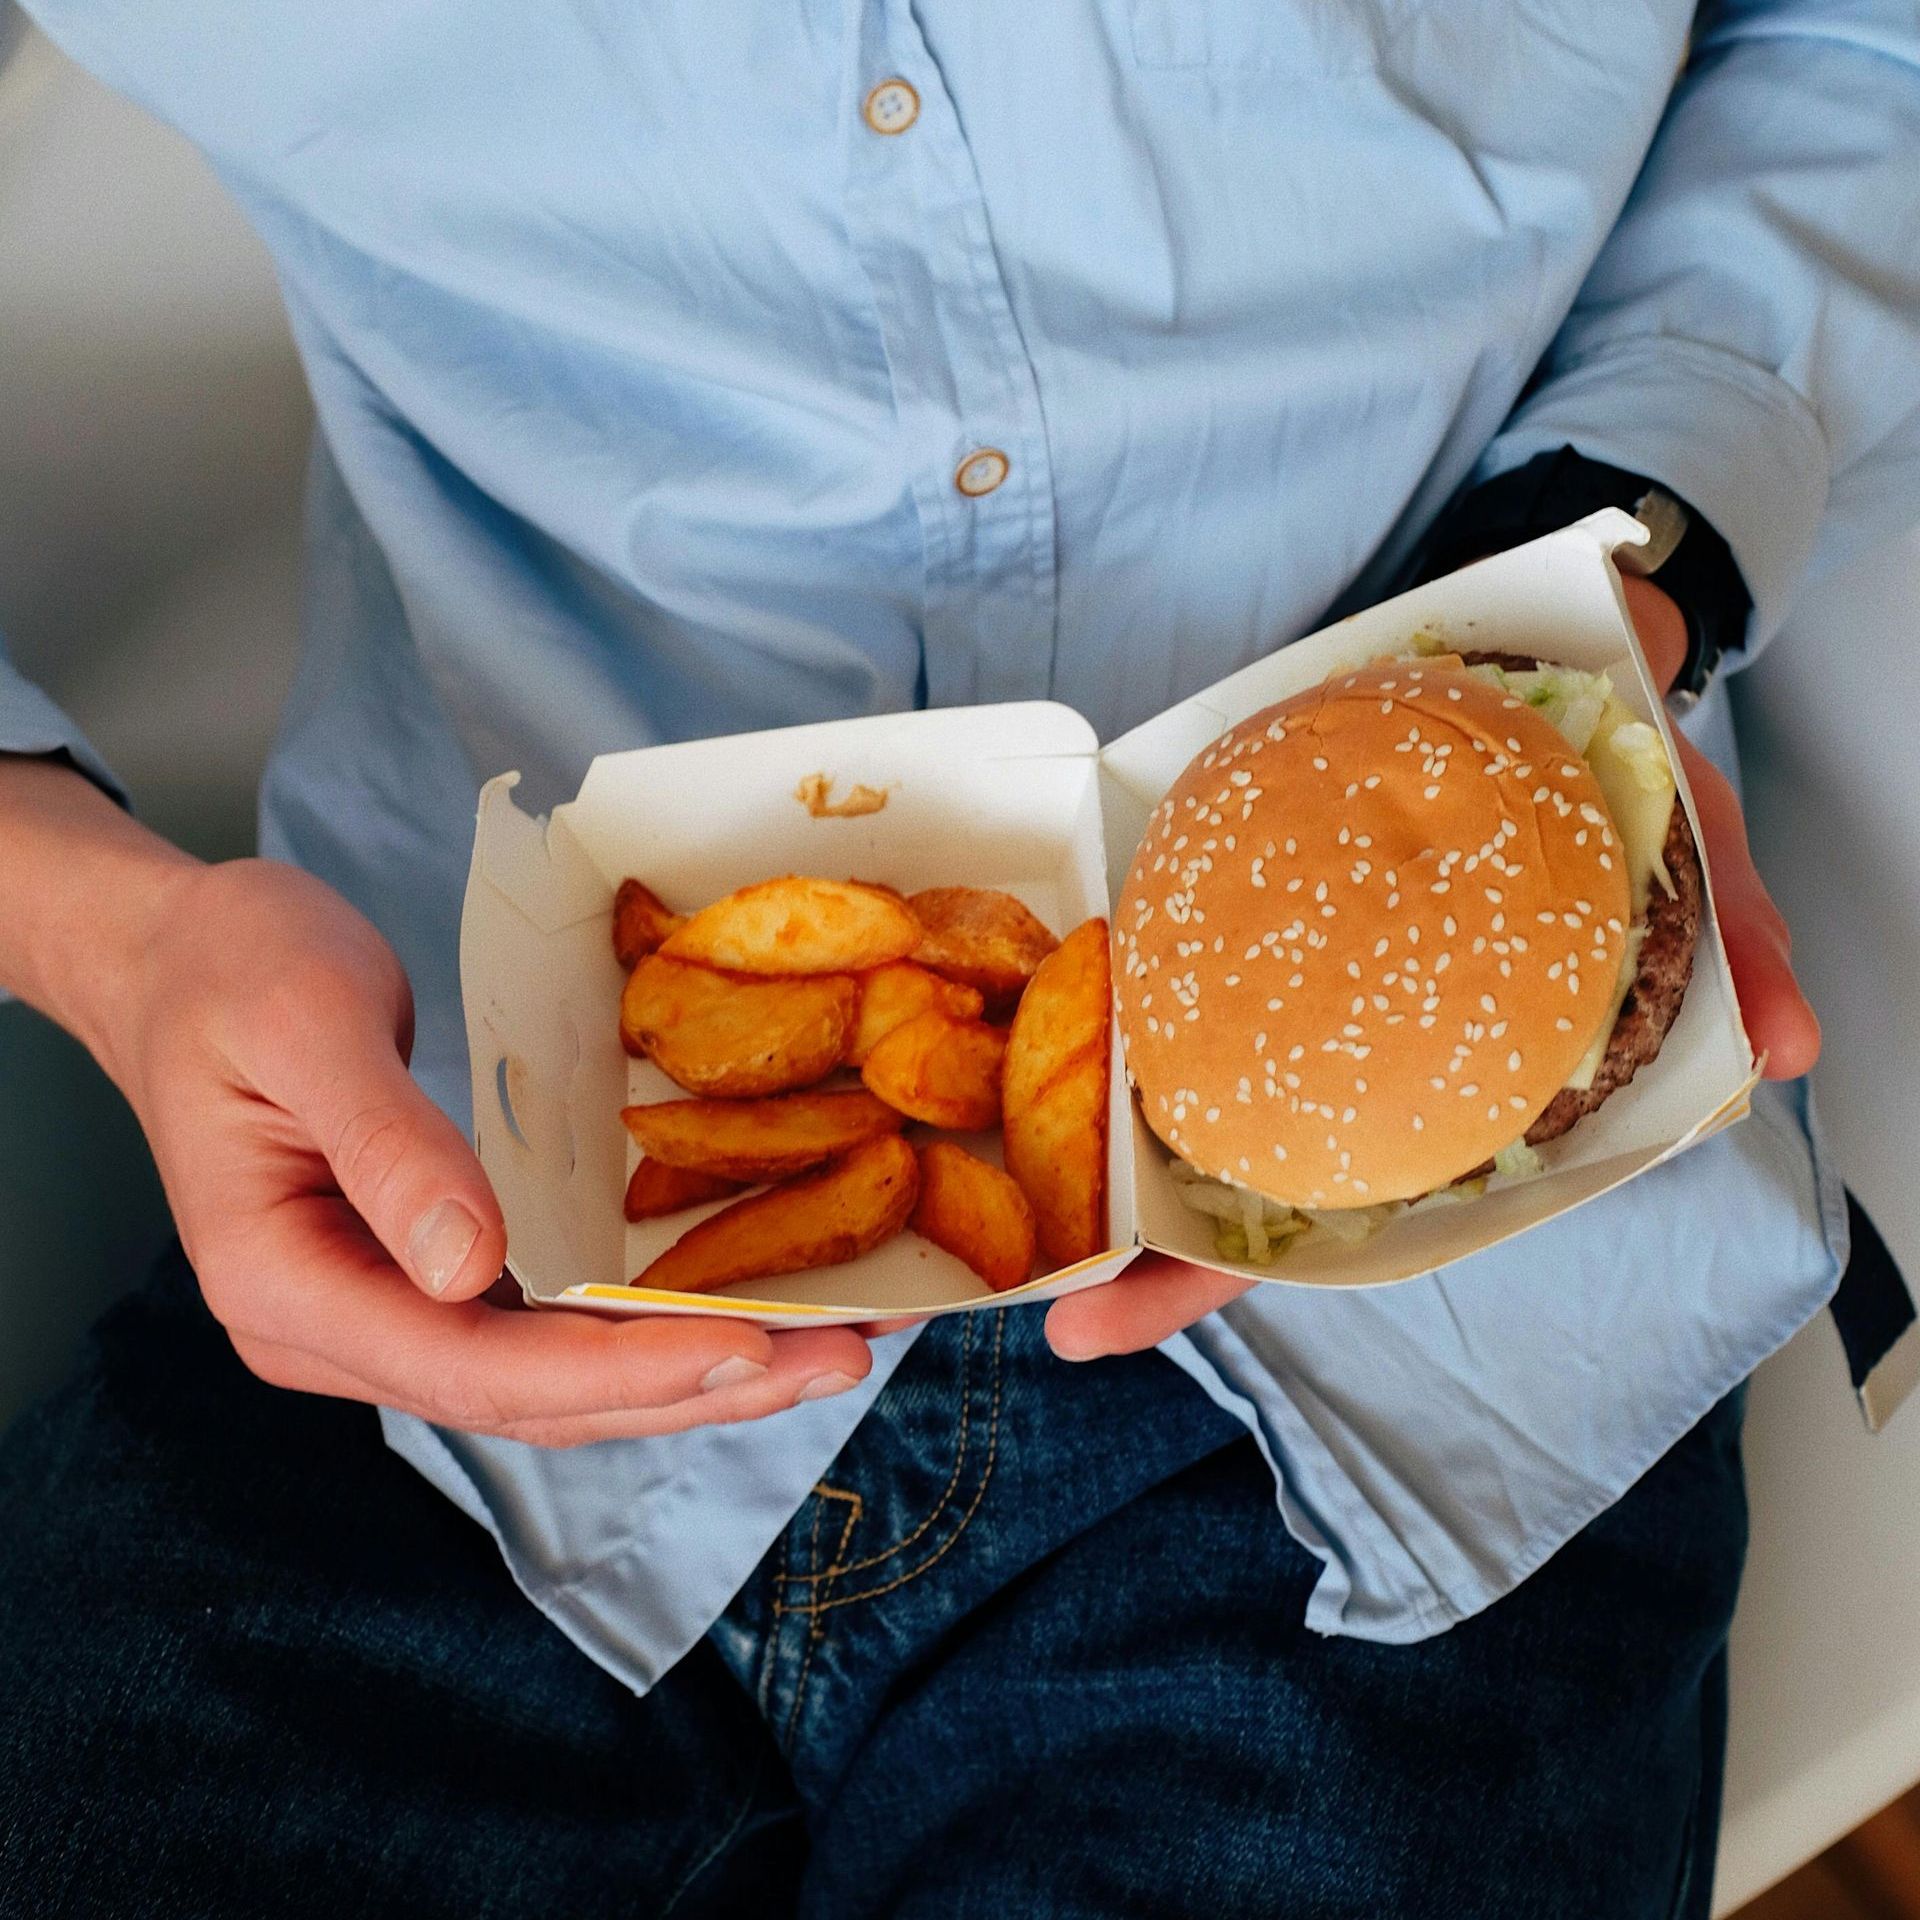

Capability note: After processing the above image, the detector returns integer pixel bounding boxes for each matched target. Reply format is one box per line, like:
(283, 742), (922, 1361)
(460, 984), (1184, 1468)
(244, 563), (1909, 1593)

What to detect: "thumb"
(303, 1027), (509, 1302)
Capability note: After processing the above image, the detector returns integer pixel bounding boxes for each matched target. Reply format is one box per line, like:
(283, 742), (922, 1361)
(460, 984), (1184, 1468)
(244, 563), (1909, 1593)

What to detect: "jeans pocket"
(1128, 0), (1425, 75)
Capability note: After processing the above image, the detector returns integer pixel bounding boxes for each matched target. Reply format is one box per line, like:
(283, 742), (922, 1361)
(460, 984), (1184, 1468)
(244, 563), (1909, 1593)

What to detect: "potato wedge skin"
(1003, 918), (1112, 1266)
(1002, 916), (1112, 1116)
(908, 887), (1058, 1004)
(620, 954), (856, 1095)
(611, 879), (686, 971)
(623, 1158), (743, 1222)
(910, 1142), (1037, 1292)
(660, 877), (922, 976)
(860, 1010), (1007, 1132)
(847, 962), (986, 1067)
(621, 1089), (903, 1183)
(638, 1135), (919, 1294)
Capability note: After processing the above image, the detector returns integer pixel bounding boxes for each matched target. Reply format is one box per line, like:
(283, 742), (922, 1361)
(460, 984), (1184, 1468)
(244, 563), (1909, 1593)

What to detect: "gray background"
(0, 19), (308, 1420)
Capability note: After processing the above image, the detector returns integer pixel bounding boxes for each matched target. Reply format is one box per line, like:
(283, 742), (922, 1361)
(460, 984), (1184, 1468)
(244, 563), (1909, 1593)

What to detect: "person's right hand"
(95, 855), (875, 1445)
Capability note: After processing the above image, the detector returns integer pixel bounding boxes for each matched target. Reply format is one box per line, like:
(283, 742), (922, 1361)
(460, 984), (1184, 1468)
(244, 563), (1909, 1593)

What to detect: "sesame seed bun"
(1112, 658), (1632, 1209)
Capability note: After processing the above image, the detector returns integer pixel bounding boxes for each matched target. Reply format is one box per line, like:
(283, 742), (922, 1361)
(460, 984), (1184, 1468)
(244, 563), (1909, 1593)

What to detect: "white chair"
(3, 22), (1916, 1911)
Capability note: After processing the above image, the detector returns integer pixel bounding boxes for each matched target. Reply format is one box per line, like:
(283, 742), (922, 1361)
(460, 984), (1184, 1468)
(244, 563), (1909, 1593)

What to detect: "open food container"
(460, 510), (1760, 1326)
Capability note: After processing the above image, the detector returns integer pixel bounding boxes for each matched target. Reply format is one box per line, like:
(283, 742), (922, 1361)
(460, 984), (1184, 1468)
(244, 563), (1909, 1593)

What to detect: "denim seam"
(778, 1315), (1006, 1618)
(656, 1741), (775, 1920)
(776, 1313), (977, 1585)
(756, 1525), (794, 1718)
(780, 1487), (864, 1746)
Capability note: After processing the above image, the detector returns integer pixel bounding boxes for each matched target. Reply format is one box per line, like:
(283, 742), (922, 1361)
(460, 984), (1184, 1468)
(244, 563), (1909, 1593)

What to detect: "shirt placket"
(841, 0), (1058, 708)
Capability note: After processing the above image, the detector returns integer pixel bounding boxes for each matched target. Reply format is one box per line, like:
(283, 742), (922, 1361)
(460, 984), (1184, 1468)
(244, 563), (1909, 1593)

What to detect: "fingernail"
(409, 1199), (480, 1295)
(795, 1371), (860, 1403)
(700, 1355), (769, 1393)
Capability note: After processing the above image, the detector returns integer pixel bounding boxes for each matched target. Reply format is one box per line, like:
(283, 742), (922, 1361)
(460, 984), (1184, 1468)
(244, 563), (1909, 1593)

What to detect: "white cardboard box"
(460, 510), (1759, 1326)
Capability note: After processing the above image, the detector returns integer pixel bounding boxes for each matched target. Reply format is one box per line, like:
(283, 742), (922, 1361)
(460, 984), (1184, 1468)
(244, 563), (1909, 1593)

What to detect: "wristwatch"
(1414, 446), (1753, 712)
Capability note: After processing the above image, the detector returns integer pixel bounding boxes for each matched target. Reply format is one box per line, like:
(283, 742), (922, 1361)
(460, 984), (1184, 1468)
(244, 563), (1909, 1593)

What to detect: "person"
(0, 1), (1911, 1912)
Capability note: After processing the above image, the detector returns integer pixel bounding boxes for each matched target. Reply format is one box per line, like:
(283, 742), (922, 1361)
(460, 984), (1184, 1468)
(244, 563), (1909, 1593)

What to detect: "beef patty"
(1451, 649), (1703, 1159)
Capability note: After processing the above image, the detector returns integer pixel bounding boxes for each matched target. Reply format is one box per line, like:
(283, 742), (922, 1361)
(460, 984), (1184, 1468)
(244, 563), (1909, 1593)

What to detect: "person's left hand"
(1045, 577), (1822, 1362)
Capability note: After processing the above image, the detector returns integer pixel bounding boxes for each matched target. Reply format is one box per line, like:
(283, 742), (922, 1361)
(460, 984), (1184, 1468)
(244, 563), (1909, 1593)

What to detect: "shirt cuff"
(0, 646), (129, 1011)
(0, 647), (129, 812)
(1472, 335), (1831, 654)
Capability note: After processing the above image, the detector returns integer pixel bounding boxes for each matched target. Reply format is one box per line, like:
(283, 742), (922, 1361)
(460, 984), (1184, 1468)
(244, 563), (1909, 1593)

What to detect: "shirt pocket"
(1128, 0), (1424, 75)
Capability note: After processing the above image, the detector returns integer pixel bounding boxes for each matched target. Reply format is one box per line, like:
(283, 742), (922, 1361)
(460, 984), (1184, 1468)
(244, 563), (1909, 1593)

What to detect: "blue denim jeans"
(0, 1245), (1742, 1917)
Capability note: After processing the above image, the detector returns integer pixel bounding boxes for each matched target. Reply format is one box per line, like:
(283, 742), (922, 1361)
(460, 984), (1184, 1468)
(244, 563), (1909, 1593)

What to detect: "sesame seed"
(1412, 1114), (1425, 1129)
(1343, 1106), (1357, 1123)
(1273, 1145), (1288, 1161)
(1480, 994), (1498, 1014)
(1507, 1050), (1522, 1072)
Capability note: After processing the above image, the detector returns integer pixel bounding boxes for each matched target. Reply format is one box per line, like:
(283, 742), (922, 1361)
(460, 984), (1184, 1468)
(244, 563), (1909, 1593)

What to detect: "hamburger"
(1112, 645), (1700, 1261)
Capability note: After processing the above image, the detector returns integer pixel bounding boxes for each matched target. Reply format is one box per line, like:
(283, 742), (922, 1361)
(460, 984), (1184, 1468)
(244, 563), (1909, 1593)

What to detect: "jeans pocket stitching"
(783, 1313), (1007, 1618)
(775, 1313), (980, 1587)
(780, 1487), (865, 1746)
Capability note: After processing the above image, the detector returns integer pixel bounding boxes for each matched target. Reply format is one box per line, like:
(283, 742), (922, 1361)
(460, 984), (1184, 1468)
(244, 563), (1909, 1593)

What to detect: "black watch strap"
(1416, 446), (1752, 707)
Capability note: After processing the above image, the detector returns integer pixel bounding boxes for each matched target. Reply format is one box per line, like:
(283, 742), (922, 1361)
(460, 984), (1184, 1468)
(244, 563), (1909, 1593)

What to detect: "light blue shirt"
(9, 0), (1916, 1673)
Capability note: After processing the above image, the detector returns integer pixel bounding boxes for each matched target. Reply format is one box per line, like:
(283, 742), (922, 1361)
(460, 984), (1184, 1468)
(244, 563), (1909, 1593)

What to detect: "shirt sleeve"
(0, 629), (129, 1007)
(0, 627), (129, 805)
(1471, 0), (1920, 654)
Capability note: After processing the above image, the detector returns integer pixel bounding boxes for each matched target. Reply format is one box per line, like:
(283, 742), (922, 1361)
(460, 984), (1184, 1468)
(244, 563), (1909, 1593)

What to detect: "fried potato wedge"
(1002, 916), (1112, 1117)
(623, 1158), (744, 1223)
(1003, 918), (1112, 1266)
(1003, 1047), (1108, 1268)
(611, 878), (686, 970)
(660, 876), (922, 976)
(908, 887), (1058, 1004)
(847, 962), (986, 1067)
(621, 1089), (903, 1184)
(620, 954), (856, 1096)
(910, 1142), (1037, 1293)
(638, 1135), (919, 1294)
(860, 1010), (1007, 1132)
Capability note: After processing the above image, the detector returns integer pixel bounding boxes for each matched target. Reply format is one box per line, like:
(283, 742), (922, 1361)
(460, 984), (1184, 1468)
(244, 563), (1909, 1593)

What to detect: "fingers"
(1620, 575), (1689, 693)
(232, 1319), (870, 1444)
(223, 1196), (874, 1429)
(289, 1020), (508, 1302)
(1046, 1252), (1253, 1360)
(216, 1191), (840, 1424)
(1672, 731), (1822, 1080)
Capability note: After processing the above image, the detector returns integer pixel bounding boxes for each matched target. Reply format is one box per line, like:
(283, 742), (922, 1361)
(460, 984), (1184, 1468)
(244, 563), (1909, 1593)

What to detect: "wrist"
(0, 755), (203, 1083)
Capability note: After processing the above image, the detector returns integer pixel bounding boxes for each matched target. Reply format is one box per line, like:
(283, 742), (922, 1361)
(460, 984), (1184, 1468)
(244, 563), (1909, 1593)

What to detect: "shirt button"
(863, 79), (920, 135)
(954, 448), (1010, 498)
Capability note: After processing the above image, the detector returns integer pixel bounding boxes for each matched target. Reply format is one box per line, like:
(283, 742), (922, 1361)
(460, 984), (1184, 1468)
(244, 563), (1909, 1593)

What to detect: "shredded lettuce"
(1492, 1139), (1545, 1182)
(1169, 1159), (1491, 1266)
(1463, 661), (1613, 754)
